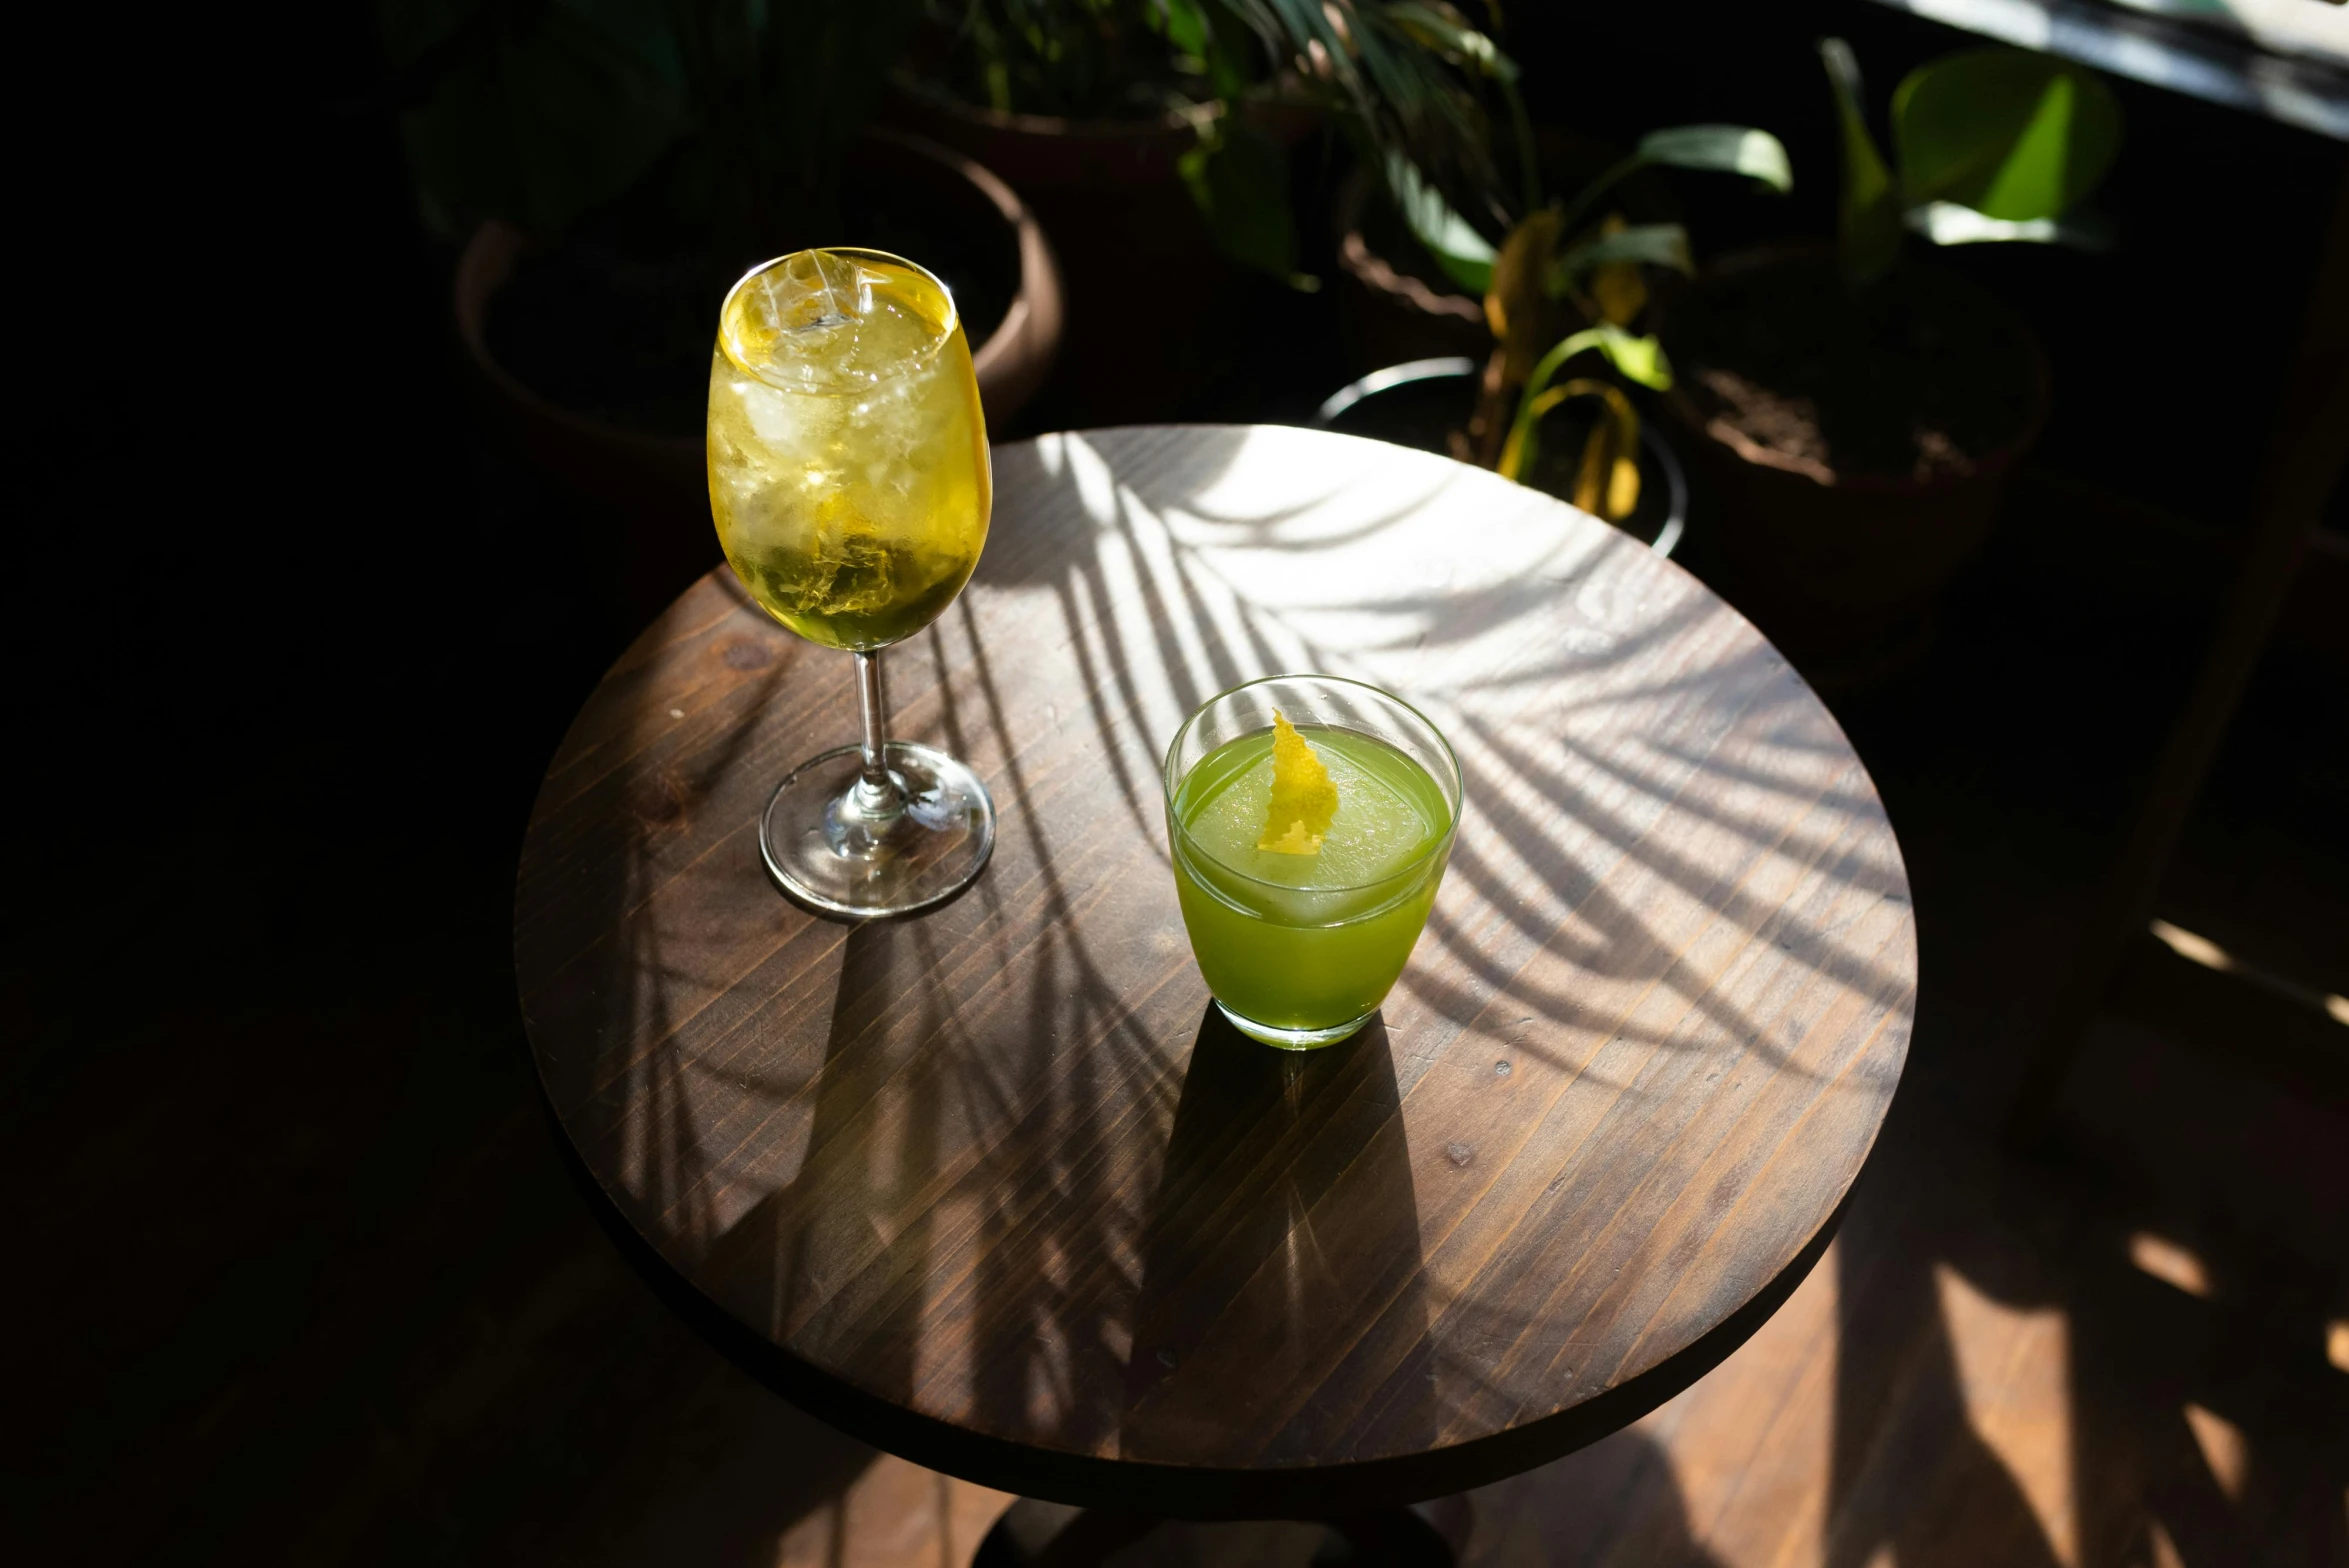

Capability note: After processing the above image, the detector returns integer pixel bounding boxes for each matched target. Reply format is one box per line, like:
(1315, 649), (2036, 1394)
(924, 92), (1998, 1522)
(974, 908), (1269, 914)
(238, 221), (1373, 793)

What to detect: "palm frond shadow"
(550, 648), (803, 1260)
(568, 425), (1910, 1497)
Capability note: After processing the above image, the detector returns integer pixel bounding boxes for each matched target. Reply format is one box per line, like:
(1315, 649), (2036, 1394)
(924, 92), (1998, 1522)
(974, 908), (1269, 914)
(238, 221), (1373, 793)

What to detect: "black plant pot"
(1313, 358), (1687, 558)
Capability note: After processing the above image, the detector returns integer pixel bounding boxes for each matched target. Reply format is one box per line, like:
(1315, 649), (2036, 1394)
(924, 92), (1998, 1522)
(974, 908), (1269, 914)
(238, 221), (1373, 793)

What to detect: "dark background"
(10, 2), (2344, 1561)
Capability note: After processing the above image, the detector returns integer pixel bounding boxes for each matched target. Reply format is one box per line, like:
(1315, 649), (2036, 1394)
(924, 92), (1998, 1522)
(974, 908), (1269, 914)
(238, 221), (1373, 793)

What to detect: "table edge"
(536, 1056), (1855, 1513)
(511, 423), (1912, 1510)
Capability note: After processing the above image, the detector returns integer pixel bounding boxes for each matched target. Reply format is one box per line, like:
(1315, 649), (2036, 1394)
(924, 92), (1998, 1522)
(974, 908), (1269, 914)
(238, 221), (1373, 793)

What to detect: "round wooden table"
(514, 425), (1915, 1528)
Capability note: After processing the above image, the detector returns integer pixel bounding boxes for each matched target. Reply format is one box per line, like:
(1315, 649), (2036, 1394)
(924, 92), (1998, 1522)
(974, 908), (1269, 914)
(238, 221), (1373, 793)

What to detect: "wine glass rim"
(1161, 673), (1463, 895)
(718, 246), (961, 392)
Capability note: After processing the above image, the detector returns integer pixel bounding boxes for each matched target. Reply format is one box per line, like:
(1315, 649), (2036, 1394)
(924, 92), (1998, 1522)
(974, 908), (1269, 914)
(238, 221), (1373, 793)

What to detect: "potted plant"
(1319, 119), (1793, 556)
(893, 0), (1519, 422)
(381, 0), (1065, 620)
(1332, 122), (1634, 369)
(1653, 39), (2122, 680)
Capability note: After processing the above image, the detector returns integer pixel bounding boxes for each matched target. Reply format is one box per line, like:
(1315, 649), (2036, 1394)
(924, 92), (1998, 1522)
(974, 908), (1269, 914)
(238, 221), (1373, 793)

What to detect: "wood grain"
(513, 425), (1915, 1515)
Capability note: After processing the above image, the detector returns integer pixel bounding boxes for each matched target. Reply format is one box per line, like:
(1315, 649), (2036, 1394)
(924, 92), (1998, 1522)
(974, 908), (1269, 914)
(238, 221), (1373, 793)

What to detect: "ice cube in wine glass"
(724, 250), (943, 394)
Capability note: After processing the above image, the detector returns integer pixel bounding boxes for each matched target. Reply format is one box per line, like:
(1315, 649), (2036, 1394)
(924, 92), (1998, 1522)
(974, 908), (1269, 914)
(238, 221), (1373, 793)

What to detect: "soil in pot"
(1654, 250), (2049, 687)
(1316, 360), (1685, 557)
(1662, 256), (2041, 485)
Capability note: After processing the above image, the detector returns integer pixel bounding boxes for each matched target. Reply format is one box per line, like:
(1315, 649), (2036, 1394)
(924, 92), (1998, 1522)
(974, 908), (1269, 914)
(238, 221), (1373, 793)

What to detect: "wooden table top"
(514, 424), (1915, 1516)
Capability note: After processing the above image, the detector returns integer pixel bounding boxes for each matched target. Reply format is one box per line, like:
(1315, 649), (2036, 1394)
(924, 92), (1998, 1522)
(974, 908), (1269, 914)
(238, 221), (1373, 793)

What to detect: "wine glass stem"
(852, 650), (902, 814)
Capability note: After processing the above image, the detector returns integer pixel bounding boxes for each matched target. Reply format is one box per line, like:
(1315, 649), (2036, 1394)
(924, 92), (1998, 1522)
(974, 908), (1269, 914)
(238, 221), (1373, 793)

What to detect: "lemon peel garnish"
(1258, 710), (1338, 855)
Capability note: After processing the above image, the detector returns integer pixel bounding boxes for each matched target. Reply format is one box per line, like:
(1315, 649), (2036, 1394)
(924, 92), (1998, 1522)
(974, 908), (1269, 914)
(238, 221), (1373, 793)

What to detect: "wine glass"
(707, 248), (995, 917)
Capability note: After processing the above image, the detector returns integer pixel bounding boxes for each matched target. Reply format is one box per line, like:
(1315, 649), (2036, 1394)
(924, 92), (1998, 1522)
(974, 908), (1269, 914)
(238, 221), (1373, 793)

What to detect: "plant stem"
(1502, 78), (1540, 218)
(1554, 153), (1646, 243)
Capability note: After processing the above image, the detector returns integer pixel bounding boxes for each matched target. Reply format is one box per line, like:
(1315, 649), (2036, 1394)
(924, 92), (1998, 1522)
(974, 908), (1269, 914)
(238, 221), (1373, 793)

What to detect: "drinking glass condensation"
(708, 248), (995, 917)
(1163, 676), (1463, 1049)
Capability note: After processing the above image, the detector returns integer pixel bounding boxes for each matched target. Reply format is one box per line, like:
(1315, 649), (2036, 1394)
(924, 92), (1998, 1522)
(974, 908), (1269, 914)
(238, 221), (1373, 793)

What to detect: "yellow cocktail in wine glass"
(708, 248), (994, 916)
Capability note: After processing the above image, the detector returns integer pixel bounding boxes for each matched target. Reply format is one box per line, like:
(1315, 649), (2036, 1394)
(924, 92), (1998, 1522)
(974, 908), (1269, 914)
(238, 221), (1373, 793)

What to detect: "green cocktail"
(1163, 676), (1463, 1049)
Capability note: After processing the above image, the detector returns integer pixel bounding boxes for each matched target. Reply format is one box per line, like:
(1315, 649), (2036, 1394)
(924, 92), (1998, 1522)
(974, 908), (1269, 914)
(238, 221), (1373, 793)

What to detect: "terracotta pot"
(889, 84), (1208, 187)
(454, 128), (1063, 625)
(1654, 246), (2050, 682)
(890, 86), (1309, 425)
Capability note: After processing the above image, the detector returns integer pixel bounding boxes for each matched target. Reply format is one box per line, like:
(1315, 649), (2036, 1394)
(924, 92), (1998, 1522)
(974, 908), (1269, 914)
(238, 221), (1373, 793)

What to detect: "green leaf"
(1190, 0), (1252, 103)
(1509, 378), (1641, 518)
(1820, 37), (1902, 285)
(1378, 2), (1540, 215)
(1381, 2), (1518, 81)
(1526, 323), (1672, 395)
(1635, 124), (1793, 192)
(1252, 0), (1505, 203)
(1376, 5), (1539, 213)
(1549, 222), (1693, 293)
(1907, 200), (2114, 249)
(1499, 326), (1668, 483)
(1594, 326), (1672, 390)
(1180, 120), (1302, 283)
(1555, 123), (1791, 242)
(1384, 152), (1496, 294)
(1157, 0), (1211, 57)
(1892, 49), (2121, 222)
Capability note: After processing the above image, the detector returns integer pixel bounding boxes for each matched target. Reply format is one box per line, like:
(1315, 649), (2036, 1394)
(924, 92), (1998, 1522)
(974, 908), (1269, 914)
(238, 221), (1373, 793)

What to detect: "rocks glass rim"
(1160, 673), (1464, 895)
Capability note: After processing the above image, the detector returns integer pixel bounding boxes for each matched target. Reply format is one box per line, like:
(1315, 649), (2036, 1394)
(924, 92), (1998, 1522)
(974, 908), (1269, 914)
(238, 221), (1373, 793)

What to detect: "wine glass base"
(1213, 1001), (1375, 1051)
(759, 742), (996, 920)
